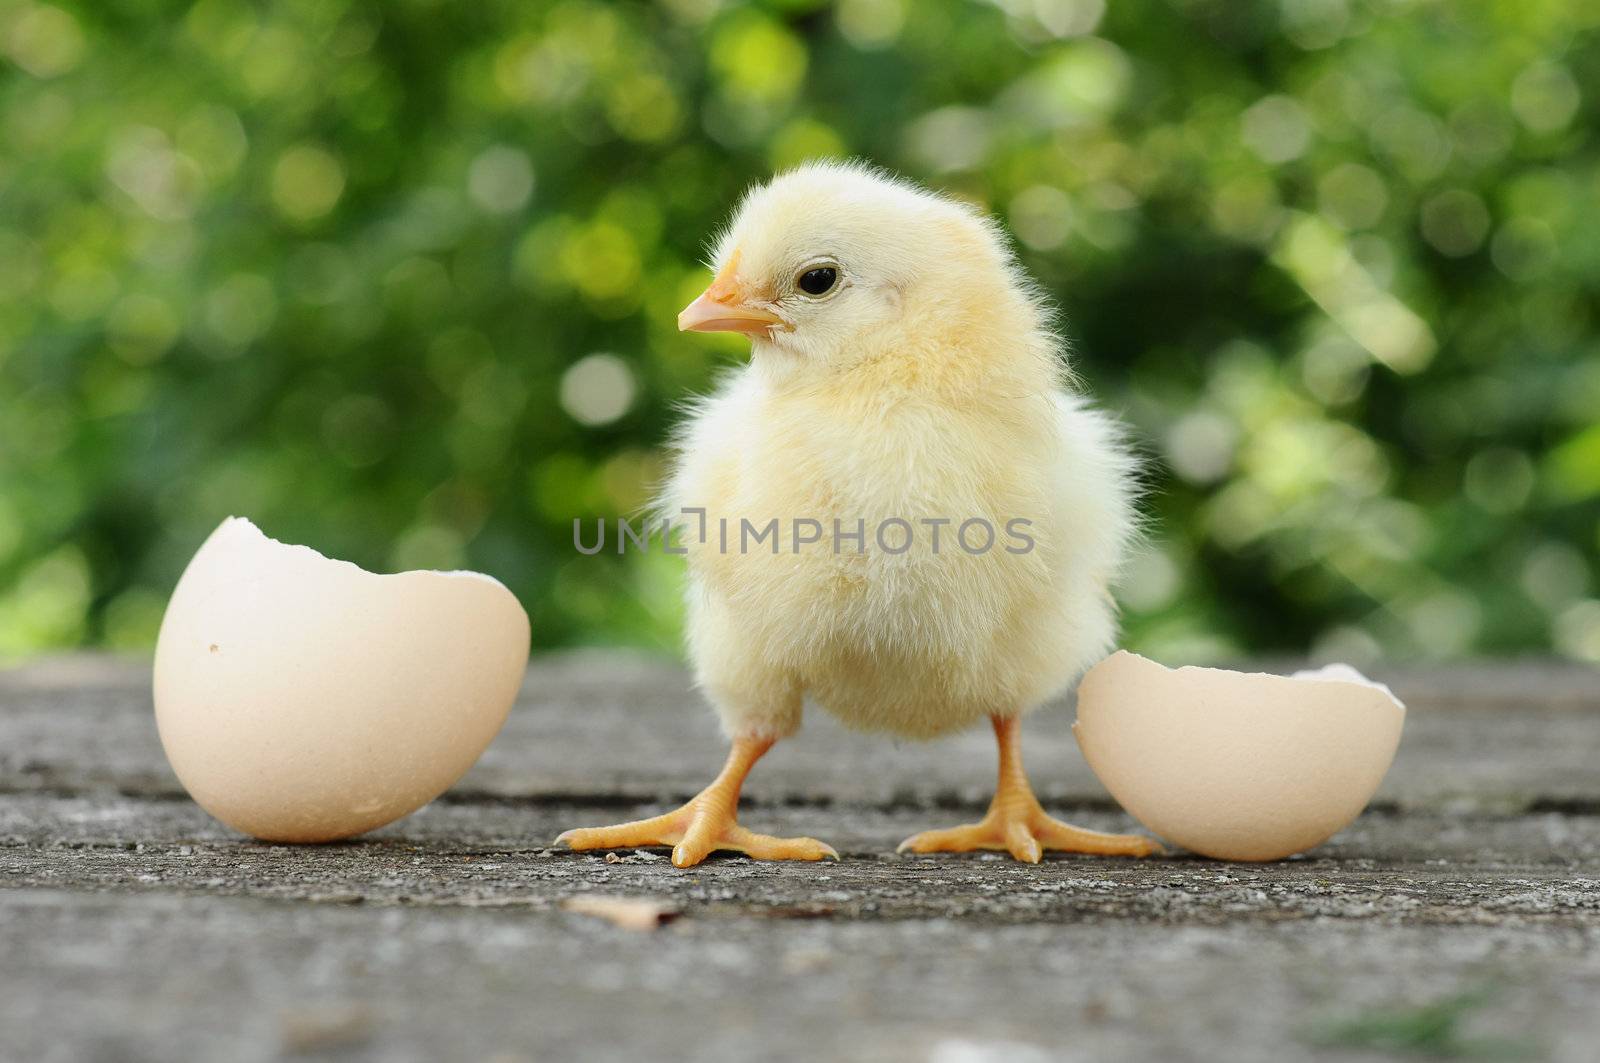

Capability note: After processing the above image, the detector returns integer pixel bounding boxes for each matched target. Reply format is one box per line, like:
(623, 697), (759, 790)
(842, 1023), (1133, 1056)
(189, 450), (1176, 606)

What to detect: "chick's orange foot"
(554, 734), (837, 869)
(898, 715), (1160, 864)
(556, 812), (836, 869)
(897, 806), (1159, 863)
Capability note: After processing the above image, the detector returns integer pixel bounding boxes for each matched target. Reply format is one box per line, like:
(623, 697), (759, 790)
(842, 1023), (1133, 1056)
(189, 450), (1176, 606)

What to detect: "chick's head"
(679, 161), (1039, 376)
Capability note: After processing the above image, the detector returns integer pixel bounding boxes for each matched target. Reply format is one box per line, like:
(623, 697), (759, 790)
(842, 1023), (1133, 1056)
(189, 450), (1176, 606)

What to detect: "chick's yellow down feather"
(557, 162), (1157, 866)
(671, 162), (1134, 740)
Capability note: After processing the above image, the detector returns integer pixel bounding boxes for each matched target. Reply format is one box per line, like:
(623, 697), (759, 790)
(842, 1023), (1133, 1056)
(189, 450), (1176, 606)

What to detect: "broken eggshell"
(153, 517), (530, 843)
(1073, 651), (1405, 861)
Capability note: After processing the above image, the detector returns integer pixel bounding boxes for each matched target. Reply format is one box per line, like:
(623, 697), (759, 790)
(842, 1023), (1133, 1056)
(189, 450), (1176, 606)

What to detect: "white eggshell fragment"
(1073, 651), (1405, 861)
(154, 517), (530, 843)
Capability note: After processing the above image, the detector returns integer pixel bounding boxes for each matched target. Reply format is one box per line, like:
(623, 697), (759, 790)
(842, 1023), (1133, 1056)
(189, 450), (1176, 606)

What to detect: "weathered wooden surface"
(2, 652), (1598, 1063)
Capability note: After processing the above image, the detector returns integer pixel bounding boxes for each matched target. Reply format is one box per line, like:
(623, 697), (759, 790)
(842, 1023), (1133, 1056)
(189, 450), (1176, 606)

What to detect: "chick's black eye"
(797, 266), (838, 296)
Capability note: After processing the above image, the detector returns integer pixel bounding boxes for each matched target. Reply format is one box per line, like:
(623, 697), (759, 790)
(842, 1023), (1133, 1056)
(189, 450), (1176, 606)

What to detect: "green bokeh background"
(2, 0), (1598, 665)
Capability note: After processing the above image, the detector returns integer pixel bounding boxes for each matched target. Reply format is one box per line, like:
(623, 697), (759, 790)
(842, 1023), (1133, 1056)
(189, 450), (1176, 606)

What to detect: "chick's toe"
(555, 733), (836, 868)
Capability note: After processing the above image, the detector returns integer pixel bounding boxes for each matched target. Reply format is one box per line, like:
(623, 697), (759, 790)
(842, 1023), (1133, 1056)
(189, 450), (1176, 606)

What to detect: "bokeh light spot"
(1165, 410), (1238, 485)
(1510, 62), (1580, 133)
(1009, 185), (1074, 251)
(711, 16), (807, 104)
(837, 0), (908, 49)
(768, 119), (848, 171)
(905, 107), (994, 173)
(1242, 95), (1312, 163)
(271, 144), (346, 222)
(4, 4), (85, 78)
(391, 524), (467, 573)
(1317, 163), (1388, 230)
(1462, 448), (1534, 514)
(1554, 601), (1600, 662)
(468, 146), (535, 214)
(560, 353), (637, 427)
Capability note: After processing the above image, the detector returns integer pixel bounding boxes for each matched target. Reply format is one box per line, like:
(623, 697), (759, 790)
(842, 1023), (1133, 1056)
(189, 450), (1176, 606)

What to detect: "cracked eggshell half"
(154, 517), (530, 843)
(1073, 652), (1405, 861)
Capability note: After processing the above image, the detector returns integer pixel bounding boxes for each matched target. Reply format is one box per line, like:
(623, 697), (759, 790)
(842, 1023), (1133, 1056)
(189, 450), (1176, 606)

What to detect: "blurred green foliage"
(2, 0), (1598, 665)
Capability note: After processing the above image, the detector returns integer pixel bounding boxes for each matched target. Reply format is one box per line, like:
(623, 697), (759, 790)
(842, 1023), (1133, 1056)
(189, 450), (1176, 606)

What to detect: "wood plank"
(3, 653), (1598, 812)
(4, 655), (1599, 1063)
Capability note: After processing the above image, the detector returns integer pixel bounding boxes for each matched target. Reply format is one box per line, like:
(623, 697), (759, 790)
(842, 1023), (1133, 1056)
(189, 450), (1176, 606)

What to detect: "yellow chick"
(558, 162), (1157, 867)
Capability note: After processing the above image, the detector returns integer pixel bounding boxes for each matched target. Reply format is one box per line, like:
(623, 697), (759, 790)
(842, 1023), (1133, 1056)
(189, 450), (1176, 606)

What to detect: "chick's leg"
(555, 734), (838, 868)
(898, 715), (1159, 863)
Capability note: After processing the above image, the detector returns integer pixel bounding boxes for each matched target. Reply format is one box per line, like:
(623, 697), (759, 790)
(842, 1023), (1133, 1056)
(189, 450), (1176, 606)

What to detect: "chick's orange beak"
(677, 293), (783, 336)
(677, 252), (784, 337)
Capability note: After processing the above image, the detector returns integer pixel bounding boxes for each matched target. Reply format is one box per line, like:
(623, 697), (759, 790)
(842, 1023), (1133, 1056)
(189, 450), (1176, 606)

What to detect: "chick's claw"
(896, 714), (1160, 863)
(554, 811), (688, 856)
(678, 822), (838, 867)
(1032, 817), (1162, 859)
(556, 732), (837, 868)
(556, 808), (836, 869)
(897, 814), (1159, 864)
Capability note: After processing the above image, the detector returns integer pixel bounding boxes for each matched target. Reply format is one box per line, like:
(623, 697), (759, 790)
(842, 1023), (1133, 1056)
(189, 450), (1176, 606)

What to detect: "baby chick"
(558, 161), (1157, 867)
